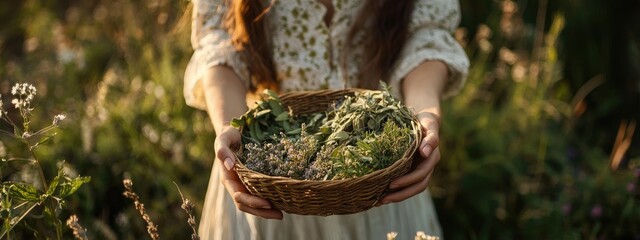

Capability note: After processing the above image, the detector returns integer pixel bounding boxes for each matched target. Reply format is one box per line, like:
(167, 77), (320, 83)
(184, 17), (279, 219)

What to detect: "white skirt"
(198, 160), (443, 240)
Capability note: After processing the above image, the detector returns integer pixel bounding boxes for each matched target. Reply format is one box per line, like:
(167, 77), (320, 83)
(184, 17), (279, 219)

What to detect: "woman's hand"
(381, 59), (448, 205)
(379, 110), (441, 205)
(214, 125), (284, 220)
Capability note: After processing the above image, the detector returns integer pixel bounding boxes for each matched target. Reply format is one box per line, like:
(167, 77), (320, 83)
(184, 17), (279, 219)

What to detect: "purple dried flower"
(590, 204), (602, 219)
(634, 168), (640, 178)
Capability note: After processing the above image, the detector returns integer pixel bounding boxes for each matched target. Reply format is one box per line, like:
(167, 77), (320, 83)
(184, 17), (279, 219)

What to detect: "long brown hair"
(226, 0), (415, 91)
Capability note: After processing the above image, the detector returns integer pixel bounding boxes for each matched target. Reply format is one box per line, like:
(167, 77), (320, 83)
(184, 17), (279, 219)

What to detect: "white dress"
(183, 0), (469, 239)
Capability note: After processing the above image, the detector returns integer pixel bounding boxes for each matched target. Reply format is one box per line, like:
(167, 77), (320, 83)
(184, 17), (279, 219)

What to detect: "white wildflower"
(53, 114), (66, 126)
(10, 83), (37, 110)
(11, 98), (22, 109)
(386, 232), (398, 240)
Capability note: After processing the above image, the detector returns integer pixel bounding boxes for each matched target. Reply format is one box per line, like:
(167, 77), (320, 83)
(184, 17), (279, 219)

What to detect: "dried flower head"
(387, 232), (398, 240)
(122, 178), (159, 240)
(174, 181), (200, 240)
(53, 114), (66, 126)
(66, 215), (89, 240)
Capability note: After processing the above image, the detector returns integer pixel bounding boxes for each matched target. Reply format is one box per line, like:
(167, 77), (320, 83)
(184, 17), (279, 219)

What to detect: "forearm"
(402, 60), (449, 117)
(203, 66), (249, 133)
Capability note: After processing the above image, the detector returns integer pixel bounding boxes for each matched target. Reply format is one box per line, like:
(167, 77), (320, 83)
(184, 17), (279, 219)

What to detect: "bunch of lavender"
(0, 83), (90, 239)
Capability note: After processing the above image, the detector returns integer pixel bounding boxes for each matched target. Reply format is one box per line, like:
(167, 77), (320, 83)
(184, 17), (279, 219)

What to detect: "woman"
(184, 0), (469, 239)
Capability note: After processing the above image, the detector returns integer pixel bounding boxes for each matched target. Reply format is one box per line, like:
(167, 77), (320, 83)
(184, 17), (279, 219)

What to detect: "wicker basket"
(234, 89), (422, 216)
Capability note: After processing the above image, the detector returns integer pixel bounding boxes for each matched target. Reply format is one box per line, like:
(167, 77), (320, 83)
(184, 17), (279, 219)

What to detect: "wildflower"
(53, 114), (66, 126)
(11, 98), (23, 109)
(634, 168), (640, 178)
(10, 83), (37, 109)
(123, 178), (160, 240)
(66, 215), (89, 240)
(590, 204), (602, 219)
(387, 232), (398, 240)
(175, 181), (200, 240)
(181, 197), (199, 240)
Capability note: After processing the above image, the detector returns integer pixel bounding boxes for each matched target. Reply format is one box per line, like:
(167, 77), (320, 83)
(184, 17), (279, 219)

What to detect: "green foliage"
(432, 5), (640, 239)
(1, 0), (210, 238)
(0, 84), (90, 239)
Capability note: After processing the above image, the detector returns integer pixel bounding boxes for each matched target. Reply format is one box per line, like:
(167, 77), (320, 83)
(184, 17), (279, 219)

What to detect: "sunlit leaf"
(8, 183), (41, 202)
(56, 176), (90, 199)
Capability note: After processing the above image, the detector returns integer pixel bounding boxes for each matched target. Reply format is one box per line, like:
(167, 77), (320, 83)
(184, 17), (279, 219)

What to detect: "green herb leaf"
(230, 117), (244, 129)
(9, 183), (41, 202)
(333, 131), (349, 141)
(255, 109), (271, 117)
(275, 112), (289, 121)
(56, 176), (91, 198)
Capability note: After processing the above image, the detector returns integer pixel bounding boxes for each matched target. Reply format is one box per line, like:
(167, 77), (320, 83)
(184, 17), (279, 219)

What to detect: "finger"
(417, 114), (440, 158)
(389, 148), (440, 189)
(237, 203), (284, 220)
(220, 168), (270, 206)
(419, 131), (439, 158)
(215, 131), (241, 170)
(216, 145), (237, 171)
(219, 163), (284, 219)
(381, 171), (433, 204)
(223, 177), (283, 219)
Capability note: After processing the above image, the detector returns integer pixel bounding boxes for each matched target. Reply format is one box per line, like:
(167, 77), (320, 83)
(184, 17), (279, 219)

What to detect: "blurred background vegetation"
(0, 0), (638, 239)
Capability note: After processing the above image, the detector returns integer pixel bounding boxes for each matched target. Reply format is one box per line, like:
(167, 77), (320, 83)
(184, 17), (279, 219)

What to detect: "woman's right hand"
(214, 125), (284, 220)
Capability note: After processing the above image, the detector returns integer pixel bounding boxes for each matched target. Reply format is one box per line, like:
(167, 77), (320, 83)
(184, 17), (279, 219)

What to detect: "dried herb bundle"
(231, 88), (416, 180)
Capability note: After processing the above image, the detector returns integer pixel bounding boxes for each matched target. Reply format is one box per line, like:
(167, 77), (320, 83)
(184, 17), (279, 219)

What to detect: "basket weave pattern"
(234, 89), (422, 216)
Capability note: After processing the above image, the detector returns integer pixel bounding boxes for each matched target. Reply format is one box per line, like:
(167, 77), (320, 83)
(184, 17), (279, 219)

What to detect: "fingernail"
(422, 145), (432, 156)
(382, 200), (390, 205)
(389, 184), (398, 189)
(260, 205), (272, 209)
(420, 140), (428, 151)
(224, 157), (235, 170)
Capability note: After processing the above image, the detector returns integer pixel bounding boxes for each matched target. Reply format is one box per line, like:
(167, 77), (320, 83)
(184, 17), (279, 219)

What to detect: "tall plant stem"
(29, 149), (48, 192)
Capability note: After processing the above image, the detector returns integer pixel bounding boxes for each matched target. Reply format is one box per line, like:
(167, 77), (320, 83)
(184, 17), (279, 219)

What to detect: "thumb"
(215, 134), (239, 171)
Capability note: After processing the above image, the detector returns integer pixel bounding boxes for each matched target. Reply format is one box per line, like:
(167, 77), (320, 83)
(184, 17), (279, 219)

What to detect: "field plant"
(2, 0), (212, 238)
(432, 1), (640, 239)
(0, 83), (90, 239)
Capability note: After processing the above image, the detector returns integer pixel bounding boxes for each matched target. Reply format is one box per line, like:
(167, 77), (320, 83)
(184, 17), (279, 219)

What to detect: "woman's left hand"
(380, 111), (441, 205)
